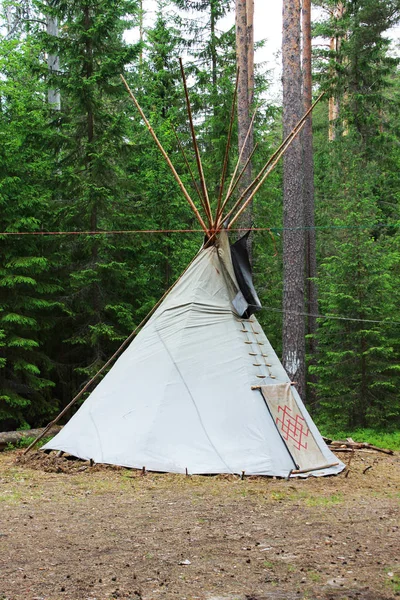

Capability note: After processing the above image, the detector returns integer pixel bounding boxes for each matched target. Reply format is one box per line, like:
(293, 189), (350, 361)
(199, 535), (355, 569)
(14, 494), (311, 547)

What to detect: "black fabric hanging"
(230, 232), (262, 318)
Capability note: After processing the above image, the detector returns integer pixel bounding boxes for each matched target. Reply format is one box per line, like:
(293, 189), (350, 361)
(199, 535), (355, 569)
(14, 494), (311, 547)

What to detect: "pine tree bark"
(210, 0), (218, 93)
(302, 0), (318, 359)
(139, 0), (144, 74)
(282, 0), (306, 399)
(5, 2), (14, 34)
(46, 10), (61, 110)
(247, 0), (254, 107)
(83, 6), (100, 334)
(235, 0), (254, 255)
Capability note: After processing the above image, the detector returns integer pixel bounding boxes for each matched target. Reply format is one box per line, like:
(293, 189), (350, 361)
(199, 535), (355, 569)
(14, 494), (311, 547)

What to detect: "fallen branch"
(364, 444), (394, 455)
(0, 427), (62, 451)
(329, 440), (393, 455)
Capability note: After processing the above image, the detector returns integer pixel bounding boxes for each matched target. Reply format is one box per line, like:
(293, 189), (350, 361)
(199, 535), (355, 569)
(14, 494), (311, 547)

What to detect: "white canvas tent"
(43, 231), (343, 477)
(29, 74), (343, 477)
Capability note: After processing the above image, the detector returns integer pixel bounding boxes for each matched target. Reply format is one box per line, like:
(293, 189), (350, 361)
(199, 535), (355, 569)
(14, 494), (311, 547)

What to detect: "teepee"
(29, 72), (343, 478)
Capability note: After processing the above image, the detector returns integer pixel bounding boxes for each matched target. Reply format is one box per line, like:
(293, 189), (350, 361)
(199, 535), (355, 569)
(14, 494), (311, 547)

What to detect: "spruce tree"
(314, 0), (400, 143)
(0, 34), (59, 428)
(38, 0), (141, 401)
(312, 136), (400, 428)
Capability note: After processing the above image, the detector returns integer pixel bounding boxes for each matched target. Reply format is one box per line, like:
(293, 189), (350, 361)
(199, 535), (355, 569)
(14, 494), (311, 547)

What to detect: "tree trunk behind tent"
(46, 9), (61, 110)
(282, 0), (306, 399)
(235, 0), (254, 257)
(210, 0), (218, 94)
(302, 0), (318, 386)
(5, 2), (14, 34)
(247, 0), (254, 108)
(138, 0), (144, 74)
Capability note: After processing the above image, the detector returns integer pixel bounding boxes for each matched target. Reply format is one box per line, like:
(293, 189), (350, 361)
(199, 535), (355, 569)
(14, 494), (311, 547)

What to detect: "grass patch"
(305, 493), (343, 507)
(385, 566), (400, 594)
(307, 570), (322, 582)
(271, 491), (288, 501)
(0, 490), (23, 503)
(263, 560), (274, 568)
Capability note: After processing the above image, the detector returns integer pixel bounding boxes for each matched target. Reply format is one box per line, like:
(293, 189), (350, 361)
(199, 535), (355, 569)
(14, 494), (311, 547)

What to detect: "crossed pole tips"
(121, 70), (324, 237)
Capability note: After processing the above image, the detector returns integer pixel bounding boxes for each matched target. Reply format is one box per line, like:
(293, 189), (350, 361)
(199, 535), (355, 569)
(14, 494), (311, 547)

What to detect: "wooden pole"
(230, 92), (324, 224)
(291, 462), (339, 475)
(24, 248), (203, 454)
(228, 121), (308, 228)
(223, 92), (325, 228)
(179, 59), (213, 228)
(215, 68), (240, 226)
(120, 75), (209, 237)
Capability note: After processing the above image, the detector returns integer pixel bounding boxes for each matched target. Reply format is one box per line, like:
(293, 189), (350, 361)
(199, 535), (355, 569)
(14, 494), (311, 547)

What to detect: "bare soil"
(0, 449), (399, 600)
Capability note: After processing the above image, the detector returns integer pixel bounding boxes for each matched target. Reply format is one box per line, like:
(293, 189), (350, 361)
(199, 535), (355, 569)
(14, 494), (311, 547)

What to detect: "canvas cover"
(43, 232), (344, 477)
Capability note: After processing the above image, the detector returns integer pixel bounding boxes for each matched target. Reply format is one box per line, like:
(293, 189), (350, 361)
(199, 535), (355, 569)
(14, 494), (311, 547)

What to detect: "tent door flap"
(257, 383), (329, 473)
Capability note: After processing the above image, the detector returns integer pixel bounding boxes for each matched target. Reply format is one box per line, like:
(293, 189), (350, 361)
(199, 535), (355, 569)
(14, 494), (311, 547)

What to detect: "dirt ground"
(0, 449), (399, 600)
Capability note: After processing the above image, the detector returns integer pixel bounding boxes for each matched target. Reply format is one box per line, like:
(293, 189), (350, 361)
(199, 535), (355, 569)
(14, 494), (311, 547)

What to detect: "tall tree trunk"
(235, 0), (254, 256)
(328, 2), (345, 140)
(210, 0), (218, 95)
(139, 0), (144, 75)
(83, 6), (100, 339)
(328, 36), (340, 140)
(282, 0), (306, 399)
(46, 11), (61, 110)
(247, 0), (254, 107)
(5, 2), (14, 34)
(302, 0), (318, 367)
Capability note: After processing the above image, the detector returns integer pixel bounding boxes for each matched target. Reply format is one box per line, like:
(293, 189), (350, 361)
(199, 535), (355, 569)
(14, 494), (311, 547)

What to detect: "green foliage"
(170, 0), (238, 203)
(314, 0), (400, 142)
(312, 137), (400, 427)
(310, 0), (400, 428)
(124, 6), (203, 304)
(38, 0), (144, 389)
(0, 34), (60, 429)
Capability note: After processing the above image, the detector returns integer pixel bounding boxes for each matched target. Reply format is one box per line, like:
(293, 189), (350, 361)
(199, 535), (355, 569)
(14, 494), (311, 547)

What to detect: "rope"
(262, 306), (400, 326)
(1, 223), (398, 236)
